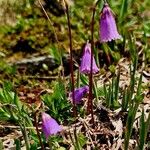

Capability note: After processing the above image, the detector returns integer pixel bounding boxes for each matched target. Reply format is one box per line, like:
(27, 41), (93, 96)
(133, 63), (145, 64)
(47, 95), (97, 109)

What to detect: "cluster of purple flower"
(84, 4), (121, 64)
(71, 3), (121, 104)
(42, 2), (121, 140)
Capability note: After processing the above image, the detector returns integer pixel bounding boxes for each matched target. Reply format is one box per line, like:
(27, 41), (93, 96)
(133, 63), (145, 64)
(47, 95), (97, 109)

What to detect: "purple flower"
(100, 3), (121, 43)
(42, 112), (62, 139)
(80, 42), (99, 74)
(70, 86), (89, 104)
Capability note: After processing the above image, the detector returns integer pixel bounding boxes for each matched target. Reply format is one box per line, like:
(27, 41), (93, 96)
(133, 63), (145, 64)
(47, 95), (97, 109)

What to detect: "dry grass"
(0, 0), (29, 26)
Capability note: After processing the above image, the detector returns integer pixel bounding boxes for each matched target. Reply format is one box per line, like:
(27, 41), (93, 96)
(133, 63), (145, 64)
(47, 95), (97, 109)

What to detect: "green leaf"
(15, 139), (21, 150)
(0, 139), (3, 150)
(78, 133), (87, 148)
(124, 102), (139, 150)
(120, 0), (128, 21)
(139, 109), (146, 150)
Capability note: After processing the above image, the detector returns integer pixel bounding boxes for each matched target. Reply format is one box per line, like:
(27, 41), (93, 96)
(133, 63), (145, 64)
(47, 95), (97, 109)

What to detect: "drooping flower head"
(69, 85), (89, 104)
(80, 42), (99, 74)
(100, 3), (121, 43)
(42, 112), (62, 139)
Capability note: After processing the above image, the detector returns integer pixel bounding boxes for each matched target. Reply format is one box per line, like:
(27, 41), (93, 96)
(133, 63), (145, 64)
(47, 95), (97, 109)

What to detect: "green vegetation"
(0, 0), (149, 149)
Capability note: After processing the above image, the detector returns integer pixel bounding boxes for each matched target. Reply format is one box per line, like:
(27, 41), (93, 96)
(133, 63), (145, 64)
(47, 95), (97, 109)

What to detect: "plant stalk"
(88, 0), (101, 124)
(38, 0), (65, 88)
(65, 2), (77, 117)
(34, 112), (44, 150)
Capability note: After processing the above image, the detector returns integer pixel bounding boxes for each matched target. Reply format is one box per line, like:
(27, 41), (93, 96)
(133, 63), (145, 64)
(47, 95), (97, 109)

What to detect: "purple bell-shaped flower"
(69, 85), (89, 104)
(80, 42), (99, 74)
(42, 112), (62, 139)
(100, 3), (121, 43)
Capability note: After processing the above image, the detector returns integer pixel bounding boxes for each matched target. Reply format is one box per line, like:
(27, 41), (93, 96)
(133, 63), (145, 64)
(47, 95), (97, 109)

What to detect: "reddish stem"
(88, 6), (96, 125)
(34, 112), (44, 150)
(65, 3), (77, 117)
(88, 0), (102, 125)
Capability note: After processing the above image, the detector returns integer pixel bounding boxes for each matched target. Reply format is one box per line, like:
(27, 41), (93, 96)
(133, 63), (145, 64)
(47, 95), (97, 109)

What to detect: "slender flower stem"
(34, 112), (44, 150)
(65, 2), (77, 117)
(88, 7), (95, 125)
(38, 0), (65, 87)
(88, 0), (102, 124)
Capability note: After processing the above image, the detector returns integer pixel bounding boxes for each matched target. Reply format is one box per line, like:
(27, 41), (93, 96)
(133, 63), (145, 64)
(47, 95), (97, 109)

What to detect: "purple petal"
(80, 43), (99, 74)
(69, 85), (89, 104)
(42, 113), (62, 139)
(100, 4), (121, 43)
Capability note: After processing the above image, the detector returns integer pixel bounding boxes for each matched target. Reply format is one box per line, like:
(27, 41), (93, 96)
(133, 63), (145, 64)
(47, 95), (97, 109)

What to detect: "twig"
(82, 121), (95, 148)
(0, 125), (37, 129)
(37, 0), (59, 44)
(26, 76), (58, 80)
(37, 0), (65, 86)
